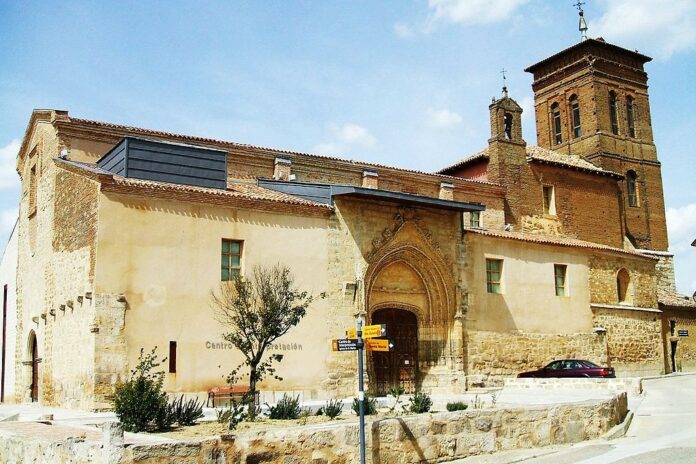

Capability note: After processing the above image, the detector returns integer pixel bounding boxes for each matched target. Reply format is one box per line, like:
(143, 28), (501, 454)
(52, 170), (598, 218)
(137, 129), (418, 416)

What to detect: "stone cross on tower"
(500, 68), (508, 97)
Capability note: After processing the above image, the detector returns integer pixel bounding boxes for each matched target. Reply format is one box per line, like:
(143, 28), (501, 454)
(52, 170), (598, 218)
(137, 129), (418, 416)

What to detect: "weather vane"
(500, 68), (508, 97)
(574, 1), (588, 41)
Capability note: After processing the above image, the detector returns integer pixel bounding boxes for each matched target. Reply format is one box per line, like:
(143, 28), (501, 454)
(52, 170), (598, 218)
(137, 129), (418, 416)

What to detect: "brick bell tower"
(525, 38), (668, 252)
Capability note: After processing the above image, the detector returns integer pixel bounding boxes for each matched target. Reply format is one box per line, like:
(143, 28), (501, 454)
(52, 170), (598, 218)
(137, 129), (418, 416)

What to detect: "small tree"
(212, 264), (319, 420)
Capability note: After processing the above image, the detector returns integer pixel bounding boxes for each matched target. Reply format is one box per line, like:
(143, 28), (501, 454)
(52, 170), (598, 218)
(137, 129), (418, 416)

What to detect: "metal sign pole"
(356, 318), (366, 464)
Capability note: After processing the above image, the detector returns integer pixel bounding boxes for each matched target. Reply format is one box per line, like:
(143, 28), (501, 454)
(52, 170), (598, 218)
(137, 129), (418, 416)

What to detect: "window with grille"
(486, 259), (503, 294)
(552, 103), (562, 145)
(554, 264), (567, 297)
(221, 239), (243, 281)
(470, 211), (481, 228)
(609, 91), (619, 135)
(570, 95), (581, 138)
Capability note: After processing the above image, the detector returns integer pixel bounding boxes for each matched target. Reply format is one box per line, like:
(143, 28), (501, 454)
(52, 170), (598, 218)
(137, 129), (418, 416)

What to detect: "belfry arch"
(363, 218), (461, 393)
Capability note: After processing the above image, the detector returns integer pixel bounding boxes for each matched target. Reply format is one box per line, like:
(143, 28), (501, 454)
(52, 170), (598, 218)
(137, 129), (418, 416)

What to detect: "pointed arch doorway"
(371, 307), (418, 395)
(28, 332), (38, 402)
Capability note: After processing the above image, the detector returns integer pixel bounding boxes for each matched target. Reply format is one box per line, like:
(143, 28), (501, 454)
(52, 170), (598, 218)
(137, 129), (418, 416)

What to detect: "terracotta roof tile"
(57, 159), (332, 210)
(65, 116), (500, 187)
(658, 290), (696, 309)
(438, 146), (622, 179)
(464, 227), (657, 260)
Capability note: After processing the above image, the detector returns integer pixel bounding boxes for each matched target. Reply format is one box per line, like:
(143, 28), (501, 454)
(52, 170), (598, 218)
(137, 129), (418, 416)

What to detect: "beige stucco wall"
(465, 234), (593, 334)
(0, 221), (18, 403)
(94, 192), (332, 398)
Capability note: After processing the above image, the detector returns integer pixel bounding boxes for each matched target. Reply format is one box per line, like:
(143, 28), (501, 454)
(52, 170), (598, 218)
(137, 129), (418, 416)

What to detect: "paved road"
(458, 375), (696, 464)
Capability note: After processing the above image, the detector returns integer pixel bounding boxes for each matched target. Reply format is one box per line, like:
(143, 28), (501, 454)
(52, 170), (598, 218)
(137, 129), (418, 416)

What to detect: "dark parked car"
(517, 359), (615, 378)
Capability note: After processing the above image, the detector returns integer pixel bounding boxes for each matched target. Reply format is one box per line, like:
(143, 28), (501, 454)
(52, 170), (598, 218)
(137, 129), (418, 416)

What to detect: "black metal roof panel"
(258, 179), (485, 212)
(97, 137), (227, 189)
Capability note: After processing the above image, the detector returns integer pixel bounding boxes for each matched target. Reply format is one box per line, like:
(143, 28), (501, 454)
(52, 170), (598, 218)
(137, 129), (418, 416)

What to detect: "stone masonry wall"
(589, 254), (657, 308)
(662, 308), (696, 373)
(592, 308), (663, 377)
(0, 394), (627, 464)
(466, 331), (607, 386)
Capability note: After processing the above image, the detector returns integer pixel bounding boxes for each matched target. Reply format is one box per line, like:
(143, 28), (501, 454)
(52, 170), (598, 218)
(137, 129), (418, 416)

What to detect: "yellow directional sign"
(366, 339), (394, 352)
(346, 324), (387, 339)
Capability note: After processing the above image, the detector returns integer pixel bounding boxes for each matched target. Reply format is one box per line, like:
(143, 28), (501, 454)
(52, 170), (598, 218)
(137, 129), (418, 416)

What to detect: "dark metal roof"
(525, 38), (652, 74)
(258, 179), (485, 212)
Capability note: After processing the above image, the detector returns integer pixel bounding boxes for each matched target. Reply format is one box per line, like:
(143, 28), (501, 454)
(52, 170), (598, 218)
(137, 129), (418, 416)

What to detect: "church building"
(5, 32), (695, 409)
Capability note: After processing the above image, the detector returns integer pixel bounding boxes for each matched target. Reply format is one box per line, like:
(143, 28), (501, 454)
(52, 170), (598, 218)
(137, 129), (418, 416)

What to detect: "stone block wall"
(592, 307), (663, 377)
(466, 331), (607, 386)
(589, 254), (657, 308)
(504, 377), (642, 396)
(662, 308), (696, 373)
(0, 394), (627, 463)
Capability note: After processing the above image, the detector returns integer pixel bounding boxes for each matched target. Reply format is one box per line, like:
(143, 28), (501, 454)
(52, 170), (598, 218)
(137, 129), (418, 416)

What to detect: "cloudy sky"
(0, 0), (694, 293)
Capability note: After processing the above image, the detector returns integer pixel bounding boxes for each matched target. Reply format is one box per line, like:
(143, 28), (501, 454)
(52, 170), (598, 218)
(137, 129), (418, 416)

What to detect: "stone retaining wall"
(504, 377), (642, 396)
(0, 394), (627, 463)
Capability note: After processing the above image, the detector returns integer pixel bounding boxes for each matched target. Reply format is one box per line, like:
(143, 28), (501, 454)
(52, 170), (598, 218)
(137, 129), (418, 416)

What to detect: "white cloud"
(0, 139), (21, 190)
(0, 208), (18, 250)
(593, 0), (696, 59)
(667, 203), (696, 294)
(313, 123), (377, 155)
(427, 0), (529, 26)
(426, 108), (463, 128)
(394, 22), (415, 39)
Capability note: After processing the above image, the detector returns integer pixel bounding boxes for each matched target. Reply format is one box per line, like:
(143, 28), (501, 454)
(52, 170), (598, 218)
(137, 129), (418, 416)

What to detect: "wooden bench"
(206, 385), (259, 408)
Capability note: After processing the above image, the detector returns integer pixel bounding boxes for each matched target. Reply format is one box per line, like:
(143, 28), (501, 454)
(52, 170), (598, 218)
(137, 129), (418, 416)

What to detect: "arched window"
(609, 91), (619, 135)
(626, 96), (636, 138)
(570, 95), (581, 138)
(626, 170), (639, 207)
(551, 103), (562, 145)
(617, 268), (631, 304)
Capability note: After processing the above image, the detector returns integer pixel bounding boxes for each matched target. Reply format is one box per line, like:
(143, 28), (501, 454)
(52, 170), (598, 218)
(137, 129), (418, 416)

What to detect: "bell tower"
(525, 36), (668, 251)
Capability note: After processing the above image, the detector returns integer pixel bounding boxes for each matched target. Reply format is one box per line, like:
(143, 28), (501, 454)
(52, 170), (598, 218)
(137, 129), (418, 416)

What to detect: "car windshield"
(583, 360), (600, 368)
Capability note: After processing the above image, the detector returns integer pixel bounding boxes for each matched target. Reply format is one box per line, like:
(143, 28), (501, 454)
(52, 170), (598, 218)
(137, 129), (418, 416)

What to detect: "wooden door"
(371, 308), (418, 395)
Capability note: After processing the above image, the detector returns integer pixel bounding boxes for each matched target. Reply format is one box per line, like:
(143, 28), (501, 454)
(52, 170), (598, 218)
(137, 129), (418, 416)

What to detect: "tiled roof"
(658, 290), (696, 309)
(56, 159), (332, 211)
(464, 227), (657, 260)
(64, 116), (500, 187)
(438, 146), (622, 179)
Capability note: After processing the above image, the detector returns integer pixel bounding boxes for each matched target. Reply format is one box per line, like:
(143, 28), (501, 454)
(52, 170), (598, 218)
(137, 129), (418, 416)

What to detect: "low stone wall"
(0, 393), (627, 463)
(504, 377), (642, 396)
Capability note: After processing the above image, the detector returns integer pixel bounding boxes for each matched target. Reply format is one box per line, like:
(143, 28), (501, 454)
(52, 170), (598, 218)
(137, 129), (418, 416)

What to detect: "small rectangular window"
(221, 239), (243, 281)
(553, 109), (562, 145)
(543, 185), (556, 215)
(554, 264), (567, 297)
(486, 259), (503, 294)
(28, 163), (37, 216)
(470, 211), (481, 228)
(609, 94), (619, 135)
(627, 98), (636, 138)
(168, 341), (177, 373)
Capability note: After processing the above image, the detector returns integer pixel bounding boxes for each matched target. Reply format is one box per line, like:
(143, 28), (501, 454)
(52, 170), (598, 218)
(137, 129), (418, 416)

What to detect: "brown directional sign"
(365, 339), (394, 352)
(346, 324), (387, 339)
(332, 338), (359, 352)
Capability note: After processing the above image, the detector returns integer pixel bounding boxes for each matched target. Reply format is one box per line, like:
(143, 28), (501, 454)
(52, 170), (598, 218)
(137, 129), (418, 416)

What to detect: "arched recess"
(27, 331), (39, 402)
(364, 220), (458, 391)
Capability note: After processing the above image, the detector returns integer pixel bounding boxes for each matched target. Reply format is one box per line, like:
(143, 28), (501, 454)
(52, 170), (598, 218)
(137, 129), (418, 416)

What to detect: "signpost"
(332, 321), (392, 464)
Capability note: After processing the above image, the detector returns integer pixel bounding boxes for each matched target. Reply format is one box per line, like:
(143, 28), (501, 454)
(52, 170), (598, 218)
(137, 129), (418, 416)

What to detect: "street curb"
(603, 410), (634, 440)
(640, 372), (696, 381)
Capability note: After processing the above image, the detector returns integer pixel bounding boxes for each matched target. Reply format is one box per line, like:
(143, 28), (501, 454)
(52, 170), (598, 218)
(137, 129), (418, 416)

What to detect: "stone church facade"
(7, 37), (696, 409)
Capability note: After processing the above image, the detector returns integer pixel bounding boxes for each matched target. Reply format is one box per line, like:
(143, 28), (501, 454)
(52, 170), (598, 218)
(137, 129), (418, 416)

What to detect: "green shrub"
(352, 395), (377, 415)
(267, 394), (301, 420)
(215, 406), (232, 424)
(168, 395), (204, 426)
(408, 391), (432, 414)
(323, 399), (344, 419)
(112, 348), (172, 432)
(446, 401), (468, 412)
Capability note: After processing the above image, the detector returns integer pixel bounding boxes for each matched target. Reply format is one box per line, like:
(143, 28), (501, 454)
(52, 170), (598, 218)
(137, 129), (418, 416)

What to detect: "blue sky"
(1, 0), (694, 293)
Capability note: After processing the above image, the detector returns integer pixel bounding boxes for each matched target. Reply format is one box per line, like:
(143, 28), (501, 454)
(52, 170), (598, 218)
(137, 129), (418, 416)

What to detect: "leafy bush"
(408, 391), (432, 414)
(323, 398), (344, 419)
(168, 395), (204, 426)
(352, 395), (377, 415)
(267, 394), (301, 420)
(112, 348), (172, 432)
(446, 401), (468, 412)
(215, 406), (233, 424)
(387, 386), (405, 413)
